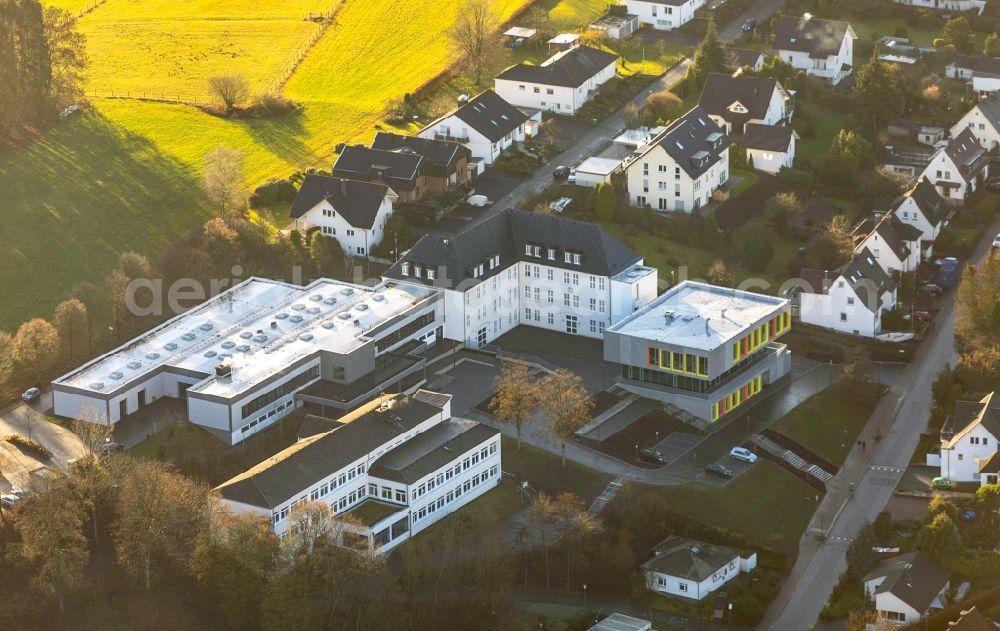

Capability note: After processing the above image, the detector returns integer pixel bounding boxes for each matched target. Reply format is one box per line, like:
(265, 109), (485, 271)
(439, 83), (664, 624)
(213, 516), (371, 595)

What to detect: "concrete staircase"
(751, 434), (834, 484)
(576, 393), (640, 437)
(588, 475), (630, 517)
(662, 402), (711, 433)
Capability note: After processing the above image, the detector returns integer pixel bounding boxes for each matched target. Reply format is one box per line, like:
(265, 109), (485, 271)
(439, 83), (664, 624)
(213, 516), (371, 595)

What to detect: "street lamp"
(635, 443), (639, 459)
(582, 583), (587, 608)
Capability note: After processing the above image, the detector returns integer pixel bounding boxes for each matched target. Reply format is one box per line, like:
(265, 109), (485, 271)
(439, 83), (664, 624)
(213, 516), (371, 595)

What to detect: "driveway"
(0, 391), (86, 491)
(758, 215), (1000, 630)
(718, 0), (785, 41)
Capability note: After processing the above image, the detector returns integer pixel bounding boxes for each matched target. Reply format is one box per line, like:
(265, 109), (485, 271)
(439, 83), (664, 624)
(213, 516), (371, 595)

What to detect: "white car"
(992, 232), (1000, 249)
(729, 447), (758, 464)
(21, 387), (41, 402)
(1, 494), (19, 510)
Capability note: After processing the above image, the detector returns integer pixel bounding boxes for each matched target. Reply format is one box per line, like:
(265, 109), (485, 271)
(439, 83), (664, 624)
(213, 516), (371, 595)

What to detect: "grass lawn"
(641, 460), (819, 556)
(502, 437), (614, 501)
(770, 382), (885, 467)
(796, 98), (845, 167)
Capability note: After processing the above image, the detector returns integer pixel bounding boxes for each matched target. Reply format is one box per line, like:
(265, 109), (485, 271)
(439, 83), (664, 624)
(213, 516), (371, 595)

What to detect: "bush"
(6, 434), (53, 459)
(248, 92), (295, 117)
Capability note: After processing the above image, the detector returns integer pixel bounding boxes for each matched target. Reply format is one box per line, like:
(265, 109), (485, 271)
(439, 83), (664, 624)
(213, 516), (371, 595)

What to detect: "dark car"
(917, 283), (943, 297)
(935, 257), (960, 290)
(552, 165), (570, 179)
(742, 18), (757, 32)
(100, 441), (125, 456)
(639, 448), (666, 465)
(704, 463), (733, 479)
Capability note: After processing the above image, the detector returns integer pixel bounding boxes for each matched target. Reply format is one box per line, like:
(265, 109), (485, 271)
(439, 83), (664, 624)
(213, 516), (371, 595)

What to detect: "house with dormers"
(864, 551), (950, 627)
(289, 175), (397, 258)
(418, 90), (530, 167)
(949, 96), (1000, 152)
(698, 73), (793, 135)
(370, 133), (472, 194)
(938, 392), (1000, 486)
(888, 176), (950, 258)
(332, 145), (428, 203)
(384, 209), (657, 348)
(920, 127), (991, 204)
(852, 211), (923, 275)
(772, 15), (856, 85)
(624, 106), (731, 213)
(796, 248), (898, 338)
(494, 44), (619, 115)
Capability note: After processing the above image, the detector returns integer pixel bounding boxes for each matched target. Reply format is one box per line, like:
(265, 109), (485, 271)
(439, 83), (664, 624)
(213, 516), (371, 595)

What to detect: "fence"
(76, 0), (108, 18)
(266, 0), (347, 94)
(89, 89), (213, 108)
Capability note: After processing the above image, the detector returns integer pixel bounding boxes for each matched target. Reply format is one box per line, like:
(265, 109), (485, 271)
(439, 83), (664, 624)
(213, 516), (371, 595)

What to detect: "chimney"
(705, 318), (711, 335)
(340, 178), (348, 194)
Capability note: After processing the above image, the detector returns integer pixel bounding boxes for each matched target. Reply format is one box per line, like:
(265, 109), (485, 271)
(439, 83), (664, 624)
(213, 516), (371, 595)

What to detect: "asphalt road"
(718, 0), (786, 41)
(760, 215), (1000, 630)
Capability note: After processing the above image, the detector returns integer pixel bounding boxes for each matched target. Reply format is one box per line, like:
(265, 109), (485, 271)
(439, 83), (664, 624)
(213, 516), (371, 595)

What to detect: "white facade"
(574, 156), (622, 187)
(418, 115), (525, 166)
(894, 0), (986, 14)
(704, 82), (792, 135)
(950, 103), (1000, 152)
(747, 136), (796, 175)
(495, 49), (617, 116)
(941, 423), (1000, 483)
(864, 578), (948, 626)
(920, 149), (982, 203)
(895, 195), (943, 247)
(856, 229), (919, 275)
(626, 0), (706, 30)
(644, 554), (756, 601)
(626, 145), (730, 213)
(294, 192), (396, 258)
(799, 276), (896, 338)
(776, 26), (856, 84)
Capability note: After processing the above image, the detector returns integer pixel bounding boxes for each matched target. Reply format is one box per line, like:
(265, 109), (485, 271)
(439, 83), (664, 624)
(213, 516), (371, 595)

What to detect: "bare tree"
(207, 74), (249, 113)
(489, 360), (539, 450)
(203, 146), (248, 217)
(537, 369), (593, 468)
(449, 0), (504, 85)
(0, 331), (14, 386)
(284, 500), (335, 557)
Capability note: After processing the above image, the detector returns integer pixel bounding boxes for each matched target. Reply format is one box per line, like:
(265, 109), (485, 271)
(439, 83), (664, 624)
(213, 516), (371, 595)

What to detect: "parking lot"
(693, 453), (757, 487)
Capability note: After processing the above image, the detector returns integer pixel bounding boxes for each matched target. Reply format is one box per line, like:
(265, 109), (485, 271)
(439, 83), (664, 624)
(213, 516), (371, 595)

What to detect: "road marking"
(828, 536), (853, 543)
(870, 465), (904, 473)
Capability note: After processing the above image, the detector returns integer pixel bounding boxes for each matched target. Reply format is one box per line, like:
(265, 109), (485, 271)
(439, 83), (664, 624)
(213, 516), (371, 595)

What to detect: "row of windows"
(399, 262), (437, 280)
(239, 399), (294, 435)
(374, 311), (435, 352)
(367, 483), (407, 504)
(711, 374), (763, 421)
(413, 442), (497, 500)
(732, 312), (790, 362)
(241, 366), (320, 419)
(647, 348), (709, 378)
(523, 245), (583, 266)
(273, 468), (366, 524)
(413, 465), (499, 523)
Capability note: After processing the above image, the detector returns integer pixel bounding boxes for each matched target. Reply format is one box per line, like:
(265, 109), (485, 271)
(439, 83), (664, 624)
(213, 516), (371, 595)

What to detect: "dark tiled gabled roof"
(634, 106), (731, 179)
(215, 394), (442, 509)
(945, 607), (993, 631)
(728, 47), (765, 69)
(951, 54), (1000, 77)
(854, 212), (922, 262)
(385, 208), (643, 286)
(369, 419), (498, 484)
(640, 536), (745, 582)
(839, 247), (896, 306)
(943, 393), (1000, 448)
(970, 96), (1000, 135)
(864, 551), (949, 615)
(371, 132), (471, 171)
(289, 174), (392, 229)
(943, 127), (990, 181)
(496, 45), (619, 88)
(699, 74), (782, 126)
(773, 15), (853, 58)
(333, 145), (424, 193)
(743, 123), (794, 152)
(892, 176), (948, 227)
(423, 90), (527, 144)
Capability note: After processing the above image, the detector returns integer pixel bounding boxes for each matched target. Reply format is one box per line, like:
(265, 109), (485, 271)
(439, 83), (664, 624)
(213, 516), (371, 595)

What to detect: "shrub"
(248, 92), (295, 117)
(6, 434), (53, 459)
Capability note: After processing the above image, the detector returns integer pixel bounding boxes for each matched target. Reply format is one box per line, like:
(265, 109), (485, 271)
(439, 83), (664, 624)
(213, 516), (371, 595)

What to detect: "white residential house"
(796, 248), (898, 338)
(743, 123), (798, 174)
(289, 175), (396, 258)
(864, 552), (950, 627)
(772, 15), (857, 85)
(624, 106), (731, 213)
(698, 73), (793, 135)
(891, 176), (950, 259)
(852, 212), (923, 276)
(418, 90), (529, 166)
(946, 55), (1000, 99)
(216, 391), (502, 554)
(894, 0), (986, 14)
(950, 96), (1000, 152)
(625, 0), (708, 31)
(384, 209), (658, 349)
(728, 48), (766, 72)
(920, 127), (991, 204)
(495, 45), (619, 116)
(641, 536), (757, 601)
(937, 392), (1000, 486)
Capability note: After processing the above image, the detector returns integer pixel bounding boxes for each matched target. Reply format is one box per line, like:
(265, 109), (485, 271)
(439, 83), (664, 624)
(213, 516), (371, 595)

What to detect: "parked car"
(508, 36), (525, 48)
(567, 169), (577, 185)
(466, 194), (488, 207)
(912, 300), (932, 322)
(917, 283), (943, 297)
(931, 476), (956, 490)
(729, 447), (758, 464)
(100, 441), (125, 456)
(21, 387), (40, 402)
(548, 197), (572, 213)
(704, 463), (733, 479)
(935, 257), (960, 290)
(992, 232), (1000, 249)
(552, 165), (570, 179)
(0, 494), (19, 510)
(742, 18), (757, 32)
(639, 448), (666, 465)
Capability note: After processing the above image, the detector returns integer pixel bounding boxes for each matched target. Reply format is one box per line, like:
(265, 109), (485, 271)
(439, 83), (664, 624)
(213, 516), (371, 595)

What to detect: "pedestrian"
(856, 439), (861, 448)
(863, 440), (867, 450)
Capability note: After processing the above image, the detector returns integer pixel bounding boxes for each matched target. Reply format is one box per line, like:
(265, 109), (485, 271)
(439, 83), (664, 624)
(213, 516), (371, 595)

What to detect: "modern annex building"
(52, 277), (443, 444)
(216, 391), (501, 553)
(604, 281), (792, 423)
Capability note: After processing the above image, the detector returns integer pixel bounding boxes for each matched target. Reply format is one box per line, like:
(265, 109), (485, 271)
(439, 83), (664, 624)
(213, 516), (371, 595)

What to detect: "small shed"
(547, 33), (580, 52)
(589, 14), (640, 40)
(574, 156), (622, 187)
(503, 26), (537, 42)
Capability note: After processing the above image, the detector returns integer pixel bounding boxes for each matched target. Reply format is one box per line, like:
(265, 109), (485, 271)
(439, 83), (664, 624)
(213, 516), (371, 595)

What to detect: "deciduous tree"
(0, 330), (14, 386)
(207, 74), (249, 113)
(537, 369), (593, 467)
(489, 360), (539, 450)
(53, 298), (88, 362)
(853, 52), (900, 135)
(42, 6), (87, 108)
(915, 512), (961, 563)
(12, 317), (60, 386)
(943, 17), (975, 54)
(203, 146), (248, 217)
(449, 0), (503, 85)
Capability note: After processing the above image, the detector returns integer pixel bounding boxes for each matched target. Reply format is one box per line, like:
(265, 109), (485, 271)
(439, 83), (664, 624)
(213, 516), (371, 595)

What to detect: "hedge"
(6, 434), (53, 459)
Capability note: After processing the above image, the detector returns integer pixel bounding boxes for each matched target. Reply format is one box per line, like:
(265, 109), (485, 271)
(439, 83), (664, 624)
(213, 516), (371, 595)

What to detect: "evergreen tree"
(853, 52), (899, 135)
(688, 19), (728, 87)
(594, 184), (617, 222)
(0, 0), (53, 139)
(985, 32), (1000, 57)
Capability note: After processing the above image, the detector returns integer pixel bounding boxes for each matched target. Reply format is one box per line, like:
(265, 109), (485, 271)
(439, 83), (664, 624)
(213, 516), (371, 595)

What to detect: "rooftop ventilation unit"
(322, 321), (336, 330)
(373, 294), (386, 302)
(164, 343), (178, 351)
(199, 322), (213, 331)
(291, 303), (306, 311)
(357, 304), (370, 311)
(109, 371), (124, 380)
(127, 361), (141, 370)
(253, 334), (268, 343)
(146, 352), (161, 360)
(299, 333), (314, 342)
(338, 312), (353, 320)
(240, 331), (253, 339)
(307, 307), (321, 315)
(236, 344), (251, 353)
(323, 297), (338, 305)
(221, 341), (236, 349)
(310, 294), (323, 301)
(290, 314), (304, 323)
(181, 332), (197, 342)
(89, 382), (105, 391)
(681, 315), (694, 322)
(204, 350), (217, 358)
(275, 312), (289, 320)
(219, 352), (232, 360)
(663, 310), (676, 323)
(341, 288), (354, 296)
(271, 321), (278, 329)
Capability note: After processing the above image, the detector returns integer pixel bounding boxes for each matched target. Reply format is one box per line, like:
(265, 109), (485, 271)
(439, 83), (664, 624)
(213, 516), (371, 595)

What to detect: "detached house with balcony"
(624, 106), (731, 213)
(698, 73), (793, 135)
(772, 15), (857, 85)
(216, 391), (502, 554)
(418, 90), (529, 167)
(289, 175), (396, 258)
(625, 0), (708, 31)
(494, 45), (619, 116)
(920, 127), (991, 204)
(796, 248), (898, 338)
(889, 176), (950, 258)
(937, 392), (1000, 487)
(852, 211), (923, 275)
(949, 96), (1000, 153)
(385, 209), (657, 348)
(864, 552), (950, 627)
(604, 281), (792, 423)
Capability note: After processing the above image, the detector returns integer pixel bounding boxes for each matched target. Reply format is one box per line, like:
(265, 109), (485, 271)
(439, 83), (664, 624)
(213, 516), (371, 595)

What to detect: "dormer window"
(533, 245), (541, 257)
(573, 253), (581, 265)
(401, 262), (410, 276)
(547, 248), (555, 260)
(427, 268), (436, 280)
(727, 102), (747, 114)
(525, 244), (533, 256)
(477, 263), (484, 277)
(413, 266), (422, 279)
(564, 252), (572, 263)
